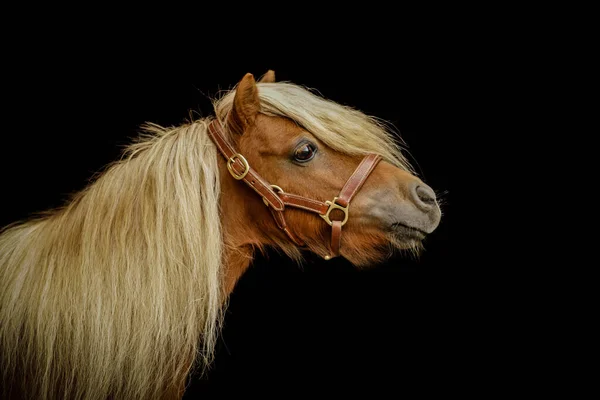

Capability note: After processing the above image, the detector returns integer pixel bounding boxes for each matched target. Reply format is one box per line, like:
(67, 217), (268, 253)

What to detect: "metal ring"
(271, 185), (284, 193)
(227, 153), (250, 180)
(319, 197), (349, 226)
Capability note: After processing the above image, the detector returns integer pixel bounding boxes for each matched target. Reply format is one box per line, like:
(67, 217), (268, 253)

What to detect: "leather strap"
(330, 221), (342, 257)
(335, 153), (382, 208)
(269, 208), (305, 246)
(207, 119), (381, 259)
(208, 121), (285, 211)
(279, 193), (329, 214)
(326, 154), (382, 258)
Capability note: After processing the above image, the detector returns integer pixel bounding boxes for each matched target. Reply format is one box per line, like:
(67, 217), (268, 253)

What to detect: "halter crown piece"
(207, 120), (381, 259)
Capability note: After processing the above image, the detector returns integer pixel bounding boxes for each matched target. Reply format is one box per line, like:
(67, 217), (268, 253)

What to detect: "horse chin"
(388, 233), (425, 254)
(339, 231), (425, 268)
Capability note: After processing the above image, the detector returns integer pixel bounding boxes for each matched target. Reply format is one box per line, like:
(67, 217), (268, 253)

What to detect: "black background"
(0, 14), (494, 397)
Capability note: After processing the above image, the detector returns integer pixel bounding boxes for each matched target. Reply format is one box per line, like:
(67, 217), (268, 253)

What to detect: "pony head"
(214, 71), (441, 270)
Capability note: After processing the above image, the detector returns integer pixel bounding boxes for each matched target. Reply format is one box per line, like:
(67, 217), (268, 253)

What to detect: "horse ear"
(258, 70), (276, 83)
(227, 73), (261, 135)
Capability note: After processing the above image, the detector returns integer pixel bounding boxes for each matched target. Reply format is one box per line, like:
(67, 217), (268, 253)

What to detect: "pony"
(0, 70), (441, 399)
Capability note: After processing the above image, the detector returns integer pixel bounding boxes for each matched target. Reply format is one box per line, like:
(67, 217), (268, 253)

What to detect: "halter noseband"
(207, 120), (381, 259)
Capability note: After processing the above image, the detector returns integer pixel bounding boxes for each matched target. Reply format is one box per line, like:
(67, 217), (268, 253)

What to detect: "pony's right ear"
(227, 73), (261, 136)
(258, 70), (276, 83)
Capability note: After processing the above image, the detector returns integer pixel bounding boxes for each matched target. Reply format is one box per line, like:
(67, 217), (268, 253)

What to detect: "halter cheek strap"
(207, 120), (381, 259)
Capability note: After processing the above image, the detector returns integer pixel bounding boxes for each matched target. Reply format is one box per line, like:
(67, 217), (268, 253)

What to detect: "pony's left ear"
(258, 70), (276, 83)
(227, 73), (261, 135)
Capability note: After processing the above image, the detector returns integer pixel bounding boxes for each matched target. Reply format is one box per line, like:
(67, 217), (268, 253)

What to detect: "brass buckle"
(227, 153), (250, 180)
(319, 197), (349, 226)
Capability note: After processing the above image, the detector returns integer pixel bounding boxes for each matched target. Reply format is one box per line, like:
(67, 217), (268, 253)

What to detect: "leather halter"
(207, 120), (382, 259)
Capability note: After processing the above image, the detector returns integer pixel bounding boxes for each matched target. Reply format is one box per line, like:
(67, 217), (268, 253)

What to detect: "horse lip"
(391, 223), (428, 239)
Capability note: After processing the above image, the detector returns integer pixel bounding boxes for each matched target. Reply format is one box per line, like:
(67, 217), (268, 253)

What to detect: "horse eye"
(293, 143), (317, 162)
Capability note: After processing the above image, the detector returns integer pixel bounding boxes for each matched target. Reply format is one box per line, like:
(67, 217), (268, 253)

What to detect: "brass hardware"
(319, 197), (349, 226)
(227, 153), (250, 180)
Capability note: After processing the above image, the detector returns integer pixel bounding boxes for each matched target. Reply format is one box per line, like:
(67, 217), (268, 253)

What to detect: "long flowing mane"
(0, 80), (414, 399)
(0, 121), (223, 399)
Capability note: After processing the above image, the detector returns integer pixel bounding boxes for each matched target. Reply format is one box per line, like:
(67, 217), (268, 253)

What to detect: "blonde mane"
(0, 121), (223, 399)
(0, 79), (414, 399)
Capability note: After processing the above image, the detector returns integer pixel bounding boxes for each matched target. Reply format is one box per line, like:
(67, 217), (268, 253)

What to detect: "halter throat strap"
(207, 120), (381, 259)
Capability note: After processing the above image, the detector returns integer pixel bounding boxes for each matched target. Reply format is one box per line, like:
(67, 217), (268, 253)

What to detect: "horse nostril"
(414, 184), (437, 208)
